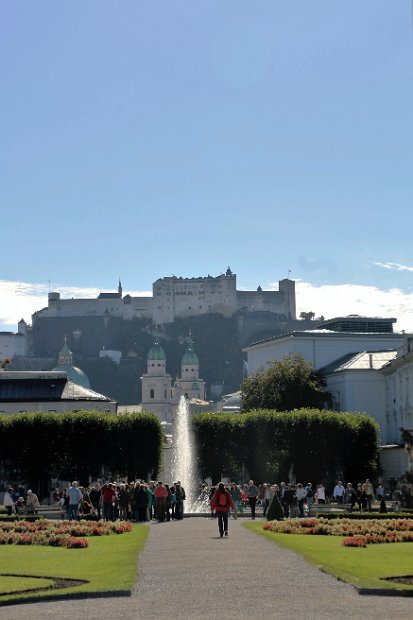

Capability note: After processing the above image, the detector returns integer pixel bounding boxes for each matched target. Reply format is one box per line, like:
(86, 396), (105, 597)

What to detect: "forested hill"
(29, 312), (306, 404)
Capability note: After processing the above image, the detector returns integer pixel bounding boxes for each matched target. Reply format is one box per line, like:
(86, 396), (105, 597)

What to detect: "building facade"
(141, 335), (206, 423)
(31, 269), (295, 326)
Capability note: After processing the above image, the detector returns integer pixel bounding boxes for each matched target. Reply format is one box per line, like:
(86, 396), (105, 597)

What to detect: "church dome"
(147, 336), (166, 361)
(53, 364), (91, 389)
(182, 350), (199, 365)
(53, 340), (91, 389)
(181, 335), (199, 366)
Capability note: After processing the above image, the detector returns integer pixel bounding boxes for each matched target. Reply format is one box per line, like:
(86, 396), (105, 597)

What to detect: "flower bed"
(0, 520), (132, 549)
(263, 517), (413, 547)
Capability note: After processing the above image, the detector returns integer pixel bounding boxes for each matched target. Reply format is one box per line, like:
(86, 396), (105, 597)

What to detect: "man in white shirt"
(67, 481), (83, 521)
(333, 481), (345, 505)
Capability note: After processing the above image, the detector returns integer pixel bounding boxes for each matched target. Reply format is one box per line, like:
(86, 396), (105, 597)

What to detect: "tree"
(240, 354), (331, 412)
(299, 311), (315, 321)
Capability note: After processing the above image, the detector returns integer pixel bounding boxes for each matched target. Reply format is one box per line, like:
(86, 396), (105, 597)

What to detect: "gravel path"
(1, 517), (413, 619)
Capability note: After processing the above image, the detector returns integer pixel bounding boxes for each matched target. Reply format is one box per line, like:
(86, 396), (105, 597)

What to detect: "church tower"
(174, 334), (206, 401)
(141, 335), (173, 422)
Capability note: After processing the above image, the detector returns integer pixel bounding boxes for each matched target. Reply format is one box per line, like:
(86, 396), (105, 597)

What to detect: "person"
(118, 483), (131, 521)
(295, 483), (306, 517)
(230, 482), (242, 519)
(261, 483), (271, 518)
(211, 483), (234, 537)
(26, 489), (40, 515)
(175, 481), (185, 520)
(315, 483), (326, 504)
(247, 479), (259, 519)
(134, 483), (149, 522)
(3, 487), (14, 515)
(165, 484), (172, 521)
(278, 482), (286, 514)
(344, 483), (357, 512)
(101, 482), (116, 521)
(333, 481), (345, 504)
(363, 479), (374, 511)
(67, 481), (83, 521)
(154, 481), (168, 522)
(169, 484), (177, 520)
(376, 483), (384, 502)
(79, 488), (95, 519)
(15, 496), (26, 515)
(59, 489), (69, 520)
(283, 483), (296, 517)
(89, 483), (102, 520)
(356, 483), (367, 512)
(305, 483), (314, 515)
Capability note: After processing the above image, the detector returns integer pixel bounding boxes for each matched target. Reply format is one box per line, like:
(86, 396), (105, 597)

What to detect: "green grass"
(0, 524), (148, 605)
(245, 522), (413, 592)
(0, 576), (55, 595)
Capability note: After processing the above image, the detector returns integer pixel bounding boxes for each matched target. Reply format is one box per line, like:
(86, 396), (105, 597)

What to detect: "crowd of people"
(57, 479), (188, 522)
(2, 477), (386, 522)
(205, 478), (385, 521)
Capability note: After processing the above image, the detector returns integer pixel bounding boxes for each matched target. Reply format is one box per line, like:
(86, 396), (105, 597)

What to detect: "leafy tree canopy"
(241, 353), (331, 412)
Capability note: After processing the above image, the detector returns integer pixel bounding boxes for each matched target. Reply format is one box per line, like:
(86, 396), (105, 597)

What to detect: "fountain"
(171, 396), (199, 512)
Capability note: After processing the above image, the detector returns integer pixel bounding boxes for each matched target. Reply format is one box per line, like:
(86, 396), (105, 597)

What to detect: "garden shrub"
(266, 492), (284, 521)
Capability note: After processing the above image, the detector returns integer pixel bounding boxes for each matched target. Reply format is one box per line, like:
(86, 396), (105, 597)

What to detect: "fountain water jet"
(171, 396), (198, 512)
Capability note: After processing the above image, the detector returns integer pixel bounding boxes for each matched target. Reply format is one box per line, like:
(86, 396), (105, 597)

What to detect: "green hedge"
(0, 411), (162, 486)
(192, 408), (380, 485)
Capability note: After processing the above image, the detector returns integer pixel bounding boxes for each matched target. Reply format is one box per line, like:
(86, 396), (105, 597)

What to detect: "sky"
(1, 1), (413, 333)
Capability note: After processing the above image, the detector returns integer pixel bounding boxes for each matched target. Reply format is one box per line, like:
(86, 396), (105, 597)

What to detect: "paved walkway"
(1, 517), (413, 619)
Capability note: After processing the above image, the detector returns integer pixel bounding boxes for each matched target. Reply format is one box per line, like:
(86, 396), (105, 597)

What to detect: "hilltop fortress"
(34, 268), (296, 324)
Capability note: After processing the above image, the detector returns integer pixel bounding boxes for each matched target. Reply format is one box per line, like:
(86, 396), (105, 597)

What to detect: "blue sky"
(1, 1), (413, 331)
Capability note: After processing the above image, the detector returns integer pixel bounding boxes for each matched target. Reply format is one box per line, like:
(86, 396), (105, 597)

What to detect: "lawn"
(245, 522), (413, 592)
(0, 523), (148, 605)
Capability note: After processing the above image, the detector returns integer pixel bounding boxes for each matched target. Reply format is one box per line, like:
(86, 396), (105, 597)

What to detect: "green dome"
(52, 364), (91, 389)
(54, 339), (90, 389)
(182, 335), (199, 366)
(147, 345), (166, 361)
(182, 350), (199, 365)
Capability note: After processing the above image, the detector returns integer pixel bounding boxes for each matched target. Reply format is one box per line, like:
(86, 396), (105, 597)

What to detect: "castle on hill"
(33, 268), (296, 325)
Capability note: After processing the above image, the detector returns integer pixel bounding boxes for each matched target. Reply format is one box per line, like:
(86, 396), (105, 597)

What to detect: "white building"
(244, 328), (404, 375)
(0, 320), (30, 360)
(322, 351), (398, 443)
(382, 336), (413, 444)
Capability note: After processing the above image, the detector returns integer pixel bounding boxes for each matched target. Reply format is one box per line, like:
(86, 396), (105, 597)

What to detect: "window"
(150, 389), (155, 399)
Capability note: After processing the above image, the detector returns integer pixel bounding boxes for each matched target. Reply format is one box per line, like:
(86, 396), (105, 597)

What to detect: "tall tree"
(241, 353), (330, 412)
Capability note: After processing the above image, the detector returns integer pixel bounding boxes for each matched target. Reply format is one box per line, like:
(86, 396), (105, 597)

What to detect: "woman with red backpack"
(211, 482), (234, 538)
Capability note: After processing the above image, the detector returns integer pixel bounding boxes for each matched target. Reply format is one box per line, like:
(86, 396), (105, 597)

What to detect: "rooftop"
(0, 371), (113, 402)
(321, 350), (398, 373)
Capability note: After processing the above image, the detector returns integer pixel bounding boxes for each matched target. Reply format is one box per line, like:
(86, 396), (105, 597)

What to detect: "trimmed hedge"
(192, 408), (380, 485)
(266, 492), (284, 521)
(0, 411), (162, 485)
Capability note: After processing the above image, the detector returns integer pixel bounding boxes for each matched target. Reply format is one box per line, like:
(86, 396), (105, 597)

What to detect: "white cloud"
(0, 279), (151, 331)
(294, 281), (413, 333)
(374, 262), (413, 273)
